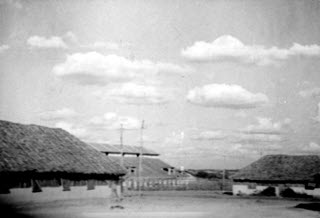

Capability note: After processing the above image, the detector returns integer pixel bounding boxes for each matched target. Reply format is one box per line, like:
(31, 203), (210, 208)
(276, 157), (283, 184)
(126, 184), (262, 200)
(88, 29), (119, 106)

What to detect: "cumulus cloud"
(187, 84), (269, 109)
(64, 31), (78, 45)
(55, 121), (88, 138)
(53, 52), (189, 85)
(235, 117), (288, 144)
(182, 35), (320, 65)
(191, 126), (284, 144)
(157, 131), (186, 158)
(89, 112), (141, 130)
(299, 87), (320, 98)
(301, 142), (320, 153)
(191, 130), (227, 141)
(27, 35), (68, 49)
(26, 32), (121, 51)
(39, 108), (79, 121)
(0, 44), (9, 53)
(233, 133), (283, 144)
(94, 82), (173, 105)
(60, 32), (121, 50)
(229, 143), (283, 157)
(242, 117), (291, 135)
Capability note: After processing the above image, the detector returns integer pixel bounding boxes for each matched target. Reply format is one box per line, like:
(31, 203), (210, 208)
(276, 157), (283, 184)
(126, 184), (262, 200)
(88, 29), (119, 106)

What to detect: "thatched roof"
(232, 154), (320, 182)
(0, 120), (126, 178)
(90, 143), (159, 156)
(109, 156), (176, 179)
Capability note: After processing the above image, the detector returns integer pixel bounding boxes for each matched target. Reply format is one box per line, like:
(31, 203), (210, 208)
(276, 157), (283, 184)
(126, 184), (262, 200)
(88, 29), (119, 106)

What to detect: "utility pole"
(120, 124), (124, 167)
(138, 120), (144, 197)
(222, 155), (226, 192)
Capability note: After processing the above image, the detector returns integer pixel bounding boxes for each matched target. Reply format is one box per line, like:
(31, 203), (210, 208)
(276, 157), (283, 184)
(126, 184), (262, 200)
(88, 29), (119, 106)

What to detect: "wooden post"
(120, 124), (124, 167)
(222, 155), (226, 192)
(31, 179), (42, 193)
(138, 120), (144, 197)
(61, 178), (71, 191)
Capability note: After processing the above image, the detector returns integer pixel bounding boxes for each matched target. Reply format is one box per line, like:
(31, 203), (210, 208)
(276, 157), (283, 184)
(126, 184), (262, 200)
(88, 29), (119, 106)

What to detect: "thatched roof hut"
(90, 143), (175, 178)
(0, 120), (126, 181)
(109, 156), (176, 179)
(232, 154), (320, 183)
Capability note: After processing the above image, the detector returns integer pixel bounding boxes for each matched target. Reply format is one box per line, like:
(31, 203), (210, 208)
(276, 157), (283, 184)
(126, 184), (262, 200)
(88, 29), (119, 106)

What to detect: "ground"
(1, 190), (319, 218)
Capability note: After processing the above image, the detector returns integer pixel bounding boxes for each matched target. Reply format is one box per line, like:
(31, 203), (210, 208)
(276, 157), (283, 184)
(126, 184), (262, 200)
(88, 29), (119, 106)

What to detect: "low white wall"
(233, 183), (320, 197)
(233, 184), (279, 196)
(0, 186), (113, 204)
(233, 184), (256, 195)
(291, 187), (320, 197)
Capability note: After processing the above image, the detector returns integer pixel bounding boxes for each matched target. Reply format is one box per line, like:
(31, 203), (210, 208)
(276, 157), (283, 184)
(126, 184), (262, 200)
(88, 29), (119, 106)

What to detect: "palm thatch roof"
(90, 143), (159, 156)
(232, 154), (320, 182)
(108, 156), (176, 179)
(0, 120), (126, 178)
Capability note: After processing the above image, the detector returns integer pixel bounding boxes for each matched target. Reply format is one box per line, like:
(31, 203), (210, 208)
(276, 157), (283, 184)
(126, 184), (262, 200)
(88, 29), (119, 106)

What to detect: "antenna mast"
(222, 154), (226, 192)
(138, 120), (144, 197)
(120, 124), (124, 167)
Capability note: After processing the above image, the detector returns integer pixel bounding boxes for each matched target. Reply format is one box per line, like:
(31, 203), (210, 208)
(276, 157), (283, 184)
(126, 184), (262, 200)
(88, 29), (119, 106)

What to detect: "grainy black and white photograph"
(1, 0), (320, 217)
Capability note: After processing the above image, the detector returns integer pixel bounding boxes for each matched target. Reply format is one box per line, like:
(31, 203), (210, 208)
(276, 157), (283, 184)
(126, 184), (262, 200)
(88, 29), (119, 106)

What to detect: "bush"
(195, 171), (220, 179)
(280, 188), (312, 199)
(253, 186), (276, 196)
(295, 203), (320, 212)
(222, 191), (233, 195)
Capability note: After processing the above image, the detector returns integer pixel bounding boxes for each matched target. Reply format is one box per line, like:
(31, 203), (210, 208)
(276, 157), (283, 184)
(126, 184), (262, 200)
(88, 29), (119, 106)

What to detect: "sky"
(1, 0), (320, 169)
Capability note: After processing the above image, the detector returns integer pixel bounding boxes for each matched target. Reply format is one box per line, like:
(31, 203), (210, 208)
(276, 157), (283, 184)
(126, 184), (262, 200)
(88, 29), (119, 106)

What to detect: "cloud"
(26, 32), (121, 51)
(301, 142), (320, 153)
(55, 121), (88, 138)
(233, 133), (283, 144)
(242, 117), (291, 135)
(89, 112), (141, 130)
(39, 108), (79, 121)
(94, 82), (173, 105)
(64, 31), (78, 45)
(228, 143), (283, 157)
(0, 44), (9, 53)
(53, 52), (189, 85)
(27, 35), (68, 49)
(157, 131), (185, 157)
(191, 130), (227, 141)
(190, 128), (283, 144)
(82, 41), (120, 50)
(235, 117), (288, 144)
(182, 35), (320, 65)
(299, 87), (320, 98)
(26, 32), (78, 49)
(187, 84), (269, 109)
(314, 102), (320, 122)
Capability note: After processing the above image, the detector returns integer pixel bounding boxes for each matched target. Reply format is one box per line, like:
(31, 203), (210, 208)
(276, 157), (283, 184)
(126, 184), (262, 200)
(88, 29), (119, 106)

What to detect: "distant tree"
(196, 171), (209, 178)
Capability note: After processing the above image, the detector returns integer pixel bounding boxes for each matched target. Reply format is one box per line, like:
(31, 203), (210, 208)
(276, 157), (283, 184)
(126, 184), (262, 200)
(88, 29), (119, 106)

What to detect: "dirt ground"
(1, 190), (319, 218)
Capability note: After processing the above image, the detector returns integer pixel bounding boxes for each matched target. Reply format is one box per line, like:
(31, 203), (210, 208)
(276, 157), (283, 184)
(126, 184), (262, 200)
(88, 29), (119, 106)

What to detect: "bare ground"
(1, 190), (319, 218)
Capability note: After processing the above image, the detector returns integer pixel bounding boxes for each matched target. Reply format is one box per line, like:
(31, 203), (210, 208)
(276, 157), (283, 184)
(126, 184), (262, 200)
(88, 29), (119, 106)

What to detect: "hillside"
(186, 169), (239, 180)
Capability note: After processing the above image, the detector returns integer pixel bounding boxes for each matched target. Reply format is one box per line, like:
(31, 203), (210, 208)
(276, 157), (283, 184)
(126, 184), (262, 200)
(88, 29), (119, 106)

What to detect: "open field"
(1, 190), (319, 218)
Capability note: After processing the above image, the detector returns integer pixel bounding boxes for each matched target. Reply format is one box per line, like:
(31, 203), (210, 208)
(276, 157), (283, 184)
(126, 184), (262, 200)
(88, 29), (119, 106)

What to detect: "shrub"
(295, 203), (320, 212)
(260, 186), (276, 196)
(280, 188), (312, 199)
(253, 186), (276, 196)
(195, 171), (220, 179)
